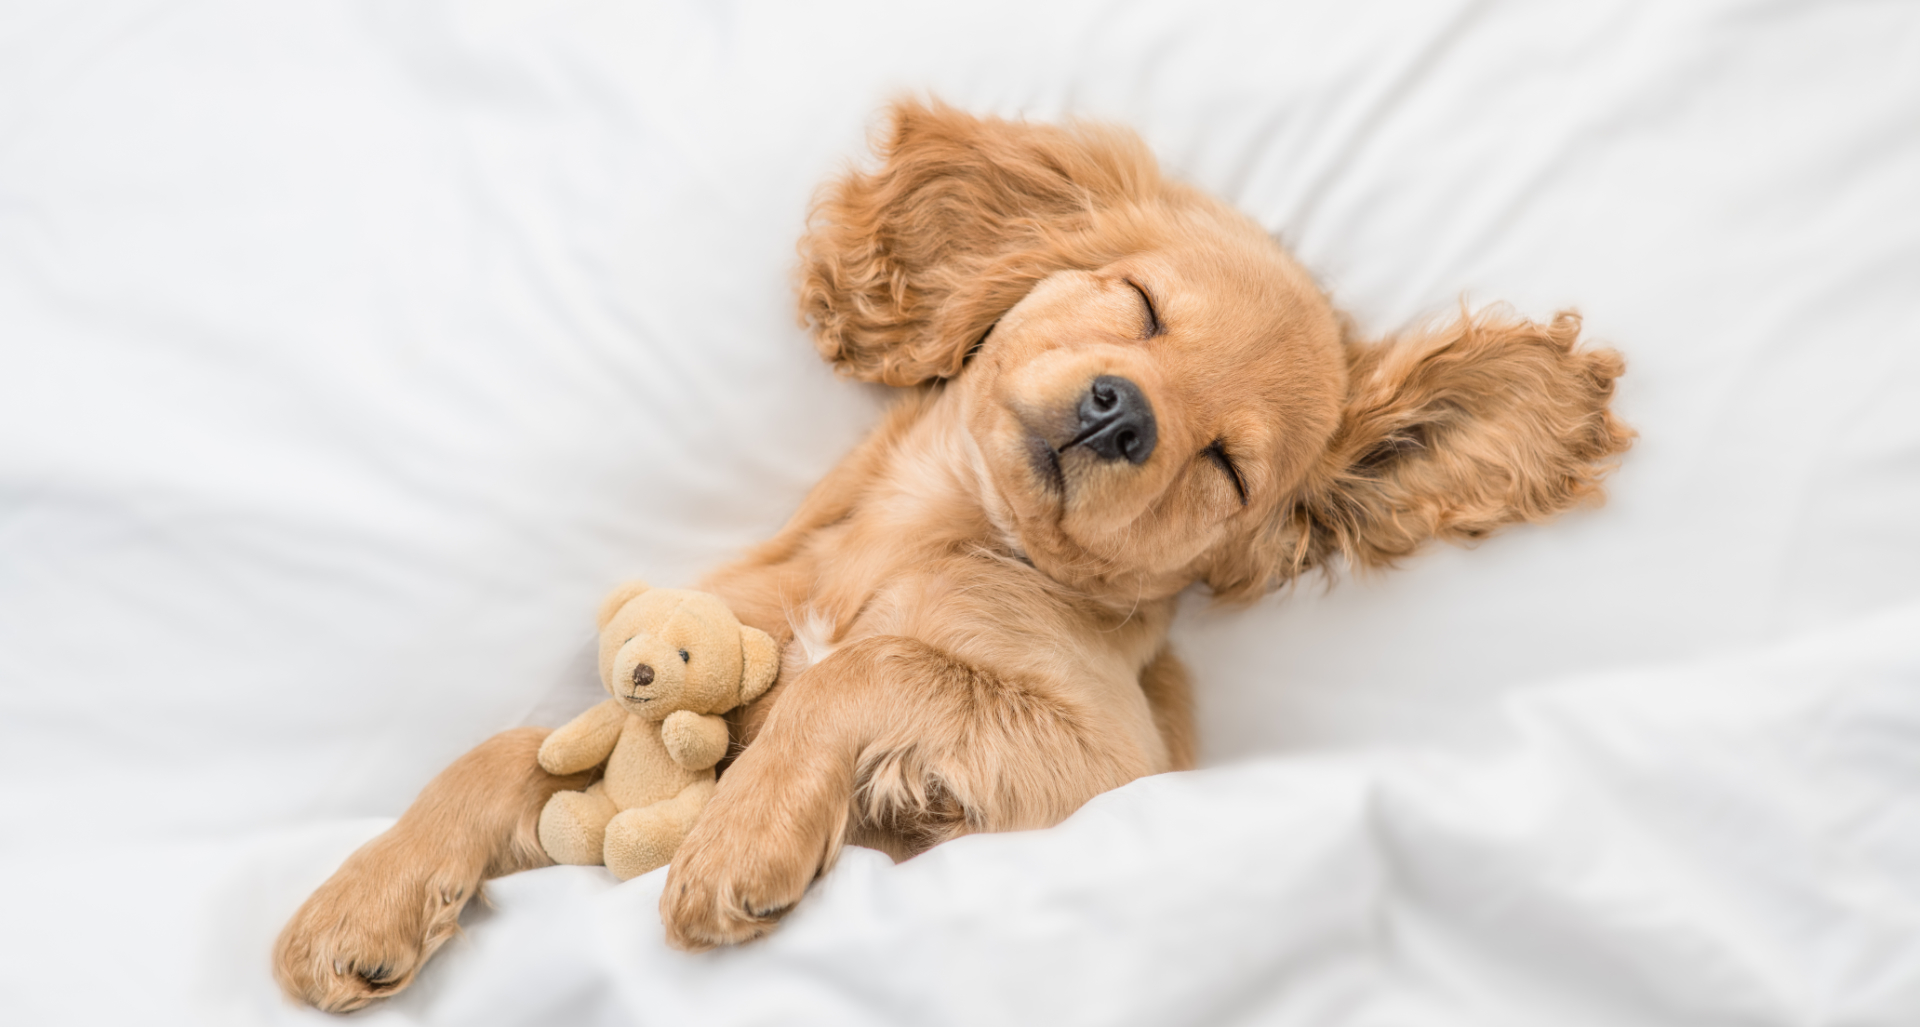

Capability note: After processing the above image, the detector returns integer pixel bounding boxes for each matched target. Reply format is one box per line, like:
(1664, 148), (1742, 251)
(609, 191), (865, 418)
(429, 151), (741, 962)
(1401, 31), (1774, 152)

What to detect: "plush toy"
(537, 581), (780, 880)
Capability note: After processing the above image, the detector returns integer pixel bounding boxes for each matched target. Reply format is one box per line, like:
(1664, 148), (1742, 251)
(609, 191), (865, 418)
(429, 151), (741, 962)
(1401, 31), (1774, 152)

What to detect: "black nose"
(1072, 375), (1157, 465)
(631, 663), (655, 688)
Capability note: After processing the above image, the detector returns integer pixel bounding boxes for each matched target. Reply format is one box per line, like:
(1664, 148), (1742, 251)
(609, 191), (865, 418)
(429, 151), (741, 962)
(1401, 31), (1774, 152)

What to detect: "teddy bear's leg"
(537, 781), (619, 867)
(602, 779), (718, 881)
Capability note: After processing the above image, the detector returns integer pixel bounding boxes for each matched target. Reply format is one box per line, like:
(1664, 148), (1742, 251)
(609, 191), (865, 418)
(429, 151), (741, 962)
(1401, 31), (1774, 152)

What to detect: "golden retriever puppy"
(275, 100), (1631, 1011)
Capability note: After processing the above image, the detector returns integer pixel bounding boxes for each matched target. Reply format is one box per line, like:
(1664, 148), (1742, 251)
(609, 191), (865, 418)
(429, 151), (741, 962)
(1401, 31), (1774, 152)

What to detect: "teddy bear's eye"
(678, 649), (690, 663)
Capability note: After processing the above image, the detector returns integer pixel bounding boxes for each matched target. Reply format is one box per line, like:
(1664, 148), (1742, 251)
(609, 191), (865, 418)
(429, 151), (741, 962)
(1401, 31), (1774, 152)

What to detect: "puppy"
(275, 100), (1631, 1011)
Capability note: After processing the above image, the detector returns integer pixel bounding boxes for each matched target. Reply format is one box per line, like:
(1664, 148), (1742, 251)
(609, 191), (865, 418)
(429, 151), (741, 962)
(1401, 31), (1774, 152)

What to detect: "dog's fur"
(274, 101), (1631, 1011)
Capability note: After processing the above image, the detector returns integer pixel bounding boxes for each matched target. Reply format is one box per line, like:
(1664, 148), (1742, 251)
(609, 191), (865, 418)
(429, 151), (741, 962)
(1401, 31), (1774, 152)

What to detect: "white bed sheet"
(2, 1), (1917, 1024)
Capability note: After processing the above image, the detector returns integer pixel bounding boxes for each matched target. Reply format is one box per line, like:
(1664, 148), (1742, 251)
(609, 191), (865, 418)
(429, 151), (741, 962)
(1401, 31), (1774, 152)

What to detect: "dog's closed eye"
(1204, 440), (1248, 506)
(1125, 279), (1163, 339)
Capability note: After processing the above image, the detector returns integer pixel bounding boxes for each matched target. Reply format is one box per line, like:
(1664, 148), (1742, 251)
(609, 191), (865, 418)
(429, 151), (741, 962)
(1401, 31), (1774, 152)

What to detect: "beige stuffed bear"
(537, 581), (779, 880)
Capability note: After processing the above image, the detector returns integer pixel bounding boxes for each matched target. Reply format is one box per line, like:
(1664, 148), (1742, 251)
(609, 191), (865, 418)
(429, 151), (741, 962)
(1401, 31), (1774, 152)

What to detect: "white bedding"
(3, 2), (1917, 1024)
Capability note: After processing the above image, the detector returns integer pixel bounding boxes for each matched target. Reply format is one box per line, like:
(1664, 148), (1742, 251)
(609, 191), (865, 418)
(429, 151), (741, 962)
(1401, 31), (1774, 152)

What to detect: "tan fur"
(272, 728), (587, 1012)
(275, 100), (1631, 1005)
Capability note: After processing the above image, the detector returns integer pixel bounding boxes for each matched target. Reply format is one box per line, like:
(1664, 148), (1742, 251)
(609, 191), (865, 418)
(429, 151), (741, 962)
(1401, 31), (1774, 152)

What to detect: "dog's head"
(801, 101), (1632, 601)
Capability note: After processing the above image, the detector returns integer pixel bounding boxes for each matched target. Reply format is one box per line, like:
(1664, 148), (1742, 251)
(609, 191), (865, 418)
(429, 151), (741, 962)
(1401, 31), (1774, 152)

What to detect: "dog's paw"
(659, 817), (817, 951)
(659, 851), (802, 951)
(273, 843), (477, 1012)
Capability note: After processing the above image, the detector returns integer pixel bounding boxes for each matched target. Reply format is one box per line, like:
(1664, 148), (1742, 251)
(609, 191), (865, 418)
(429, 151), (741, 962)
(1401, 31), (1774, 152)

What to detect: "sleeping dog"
(275, 100), (1630, 1011)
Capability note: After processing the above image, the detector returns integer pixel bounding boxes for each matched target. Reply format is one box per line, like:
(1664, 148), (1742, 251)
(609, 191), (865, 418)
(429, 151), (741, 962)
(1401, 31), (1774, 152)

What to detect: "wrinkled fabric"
(1, 1), (1916, 1024)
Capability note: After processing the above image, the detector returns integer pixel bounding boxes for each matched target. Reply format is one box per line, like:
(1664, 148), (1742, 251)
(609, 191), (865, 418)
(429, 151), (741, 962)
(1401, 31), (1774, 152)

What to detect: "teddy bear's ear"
(737, 625), (780, 706)
(594, 580), (650, 630)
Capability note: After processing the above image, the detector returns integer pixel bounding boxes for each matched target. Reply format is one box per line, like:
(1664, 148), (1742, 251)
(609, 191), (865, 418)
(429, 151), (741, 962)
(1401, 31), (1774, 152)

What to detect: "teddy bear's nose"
(631, 663), (655, 688)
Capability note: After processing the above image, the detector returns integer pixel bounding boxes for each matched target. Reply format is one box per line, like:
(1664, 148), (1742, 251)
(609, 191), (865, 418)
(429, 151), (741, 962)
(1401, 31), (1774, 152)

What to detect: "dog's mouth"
(1024, 431), (1067, 496)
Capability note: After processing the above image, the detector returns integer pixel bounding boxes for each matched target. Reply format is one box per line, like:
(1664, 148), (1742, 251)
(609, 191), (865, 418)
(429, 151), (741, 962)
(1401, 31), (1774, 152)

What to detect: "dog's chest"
(783, 605), (839, 675)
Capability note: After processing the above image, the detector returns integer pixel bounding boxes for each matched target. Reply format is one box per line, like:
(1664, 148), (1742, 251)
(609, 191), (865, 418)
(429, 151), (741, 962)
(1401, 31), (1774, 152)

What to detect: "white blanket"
(3, 2), (1916, 1024)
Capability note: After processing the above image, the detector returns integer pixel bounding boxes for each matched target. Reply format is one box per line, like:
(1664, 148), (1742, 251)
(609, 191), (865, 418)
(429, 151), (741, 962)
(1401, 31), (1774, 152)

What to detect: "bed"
(3, 1), (1917, 1023)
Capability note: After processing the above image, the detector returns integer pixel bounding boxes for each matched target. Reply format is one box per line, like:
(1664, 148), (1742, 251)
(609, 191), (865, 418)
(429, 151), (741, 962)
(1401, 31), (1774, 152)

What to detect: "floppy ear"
(1213, 309), (1632, 595)
(799, 99), (1161, 386)
(736, 625), (780, 706)
(595, 580), (649, 630)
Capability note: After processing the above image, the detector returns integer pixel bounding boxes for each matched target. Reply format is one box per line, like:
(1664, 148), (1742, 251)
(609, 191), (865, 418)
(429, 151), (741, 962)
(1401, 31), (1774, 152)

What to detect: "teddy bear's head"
(594, 582), (780, 721)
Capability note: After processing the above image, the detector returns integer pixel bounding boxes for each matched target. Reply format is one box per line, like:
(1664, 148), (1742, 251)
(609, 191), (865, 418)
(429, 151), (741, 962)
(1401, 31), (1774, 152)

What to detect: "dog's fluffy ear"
(799, 99), (1160, 386)
(1209, 310), (1633, 597)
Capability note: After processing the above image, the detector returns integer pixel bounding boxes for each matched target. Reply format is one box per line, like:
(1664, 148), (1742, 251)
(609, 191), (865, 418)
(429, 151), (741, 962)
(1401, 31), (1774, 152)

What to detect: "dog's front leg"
(659, 641), (870, 950)
(273, 727), (590, 1011)
(661, 635), (1144, 949)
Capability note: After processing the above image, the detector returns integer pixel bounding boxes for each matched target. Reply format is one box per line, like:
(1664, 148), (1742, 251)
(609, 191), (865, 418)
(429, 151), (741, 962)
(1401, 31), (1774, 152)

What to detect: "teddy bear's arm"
(537, 699), (627, 775)
(661, 711), (731, 771)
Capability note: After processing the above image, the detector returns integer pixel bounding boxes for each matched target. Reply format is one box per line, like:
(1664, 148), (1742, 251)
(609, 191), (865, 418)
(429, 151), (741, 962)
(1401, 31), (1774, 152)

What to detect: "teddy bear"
(536, 581), (780, 880)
